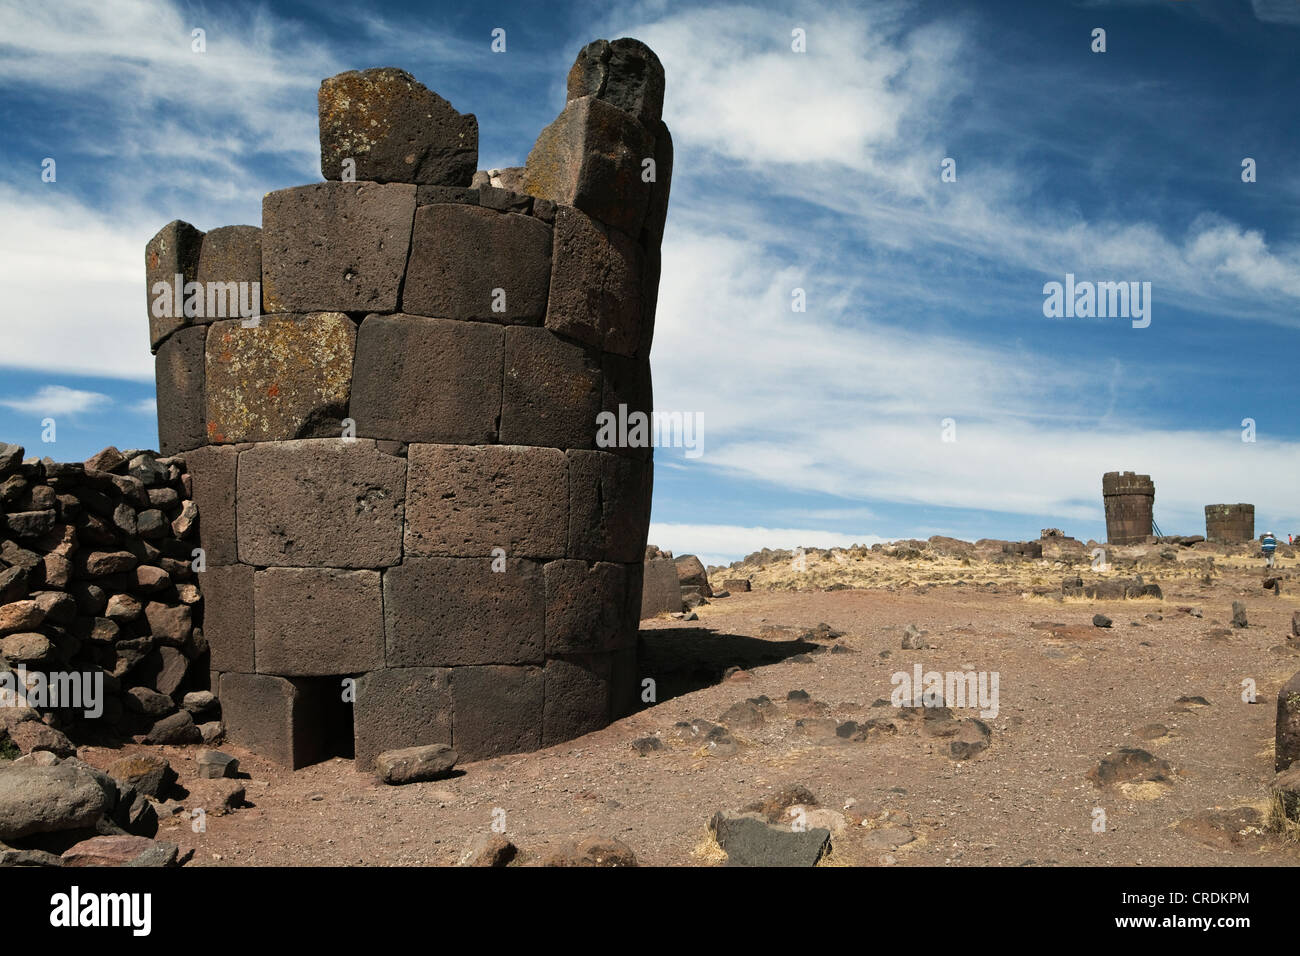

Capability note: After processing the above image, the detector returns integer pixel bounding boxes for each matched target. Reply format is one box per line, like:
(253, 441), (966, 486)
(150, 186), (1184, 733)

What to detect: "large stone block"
(600, 353), (653, 459)
(352, 667), (452, 771)
(154, 325), (208, 456)
(201, 564), (254, 672)
(401, 204), (551, 323)
(237, 440), (406, 568)
(522, 96), (654, 239)
(219, 673), (328, 769)
(204, 313), (356, 444)
(451, 664), (543, 760)
(255, 568), (385, 675)
(641, 120), (673, 249)
(567, 451), (653, 562)
(566, 38), (665, 128)
(1278, 670), (1300, 773)
(546, 206), (643, 356)
(640, 554), (683, 618)
(145, 220), (204, 351)
(384, 557), (544, 667)
(186, 445), (238, 567)
(261, 182), (415, 313)
(318, 68), (478, 186)
(405, 444), (567, 559)
(195, 224), (262, 316)
(544, 559), (627, 654)
(501, 327), (601, 449)
(542, 654), (611, 747)
(351, 314), (503, 444)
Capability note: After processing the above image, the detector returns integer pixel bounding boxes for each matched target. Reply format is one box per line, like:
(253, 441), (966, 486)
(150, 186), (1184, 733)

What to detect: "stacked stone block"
(1102, 471), (1154, 545)
(1204, 503), (1255, 544)
(0, 444), (212, 753)
(144, 41), (670, 770)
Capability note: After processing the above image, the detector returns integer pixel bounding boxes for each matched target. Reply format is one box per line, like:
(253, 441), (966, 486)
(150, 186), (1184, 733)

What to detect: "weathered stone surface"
(405, 444), (567, 559)
(195, 749), (238, 779)
(144, 710), (201, 745)
(599, 354), (653, 459)
(383, 557), (544, 666)
(7, 721), (75, 756)
(61, 835), (170, 867)
(501, 327), (601, 449)
(1089, 747), (1174, 787)
(261, 182), (415, 313)
(141, 645), (189, 697)
(1277, 670), (1300, 772)
(546, 205), (644, 355)
(1, 631), (56, 664)
(375, 743), (458, 784)
(0, 600), (44, 635)
(402, 204), (551, 323)
(542, 835), (638, 867)
(457, 833), (517, 866)
(237, 439), (406, 568)
(566, 38), (665, 127)
(641, 553), (683, 617)
(567, 451), (653, 563)
(154, 324), (209, 456)
(642, 120), (673, 248)
(542, 654), (611, 746)
(674, 555), (711, 599)
(545, 559), (627, 654)
(195, 225), (262, 314)
(205, 313), (356, 443)
(125, 686), (174, 717)
(186, 444), (238, 566)
(0, 763), (110, 841)
(523, 96), (654, 238)
(709, 811), (831, 867)
(200, 564), (254, 672)
(451, 664), (543, 761)
(416, 185), (479, 205)
(353, 667), (451, 771)
(220, 673), (328, 769)
(144, 601), (192, 644)
(352, 314), (503, 444)
(106, 753), (174, 798)
(145, 220), (205, 351)
(254, 568), (385, 675)
(319, 68), (478, 186)
(186, 778), (244, 815)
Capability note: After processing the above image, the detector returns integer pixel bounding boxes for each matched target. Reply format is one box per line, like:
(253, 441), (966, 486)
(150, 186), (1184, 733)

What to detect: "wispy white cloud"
(0, 385), (111, 416)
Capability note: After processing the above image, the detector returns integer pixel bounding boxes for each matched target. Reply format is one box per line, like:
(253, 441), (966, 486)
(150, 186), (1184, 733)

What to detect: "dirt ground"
(76, 550), (1300, 867)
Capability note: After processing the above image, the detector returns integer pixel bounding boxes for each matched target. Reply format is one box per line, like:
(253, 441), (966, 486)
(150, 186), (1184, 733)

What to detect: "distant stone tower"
(1205, 503), (1255, 543)
(1102, 471), (1154, 544)
(144, 38), (671, 769)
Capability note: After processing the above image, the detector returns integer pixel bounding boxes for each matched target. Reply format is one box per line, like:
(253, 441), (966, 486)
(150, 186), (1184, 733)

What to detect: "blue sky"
(2, 0), (1298, 565)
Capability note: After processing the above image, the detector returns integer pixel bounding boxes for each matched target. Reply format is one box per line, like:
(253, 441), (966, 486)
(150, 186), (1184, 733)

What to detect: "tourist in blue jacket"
(1262, 531), (1278, 568)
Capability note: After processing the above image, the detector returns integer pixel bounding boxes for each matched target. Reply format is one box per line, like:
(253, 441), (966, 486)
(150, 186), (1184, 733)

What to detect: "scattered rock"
(1231, 601), (1248, 628)
(709, 811), (830, 867)
(375, 744), (458, 785)
(630, 736), (663, 756)
(107, 753), (175, 798)
(195, 750), (239, 780)
(458, 833), (517, 867)
(1092, 614), (1112, 628)
(61, 835), (176, 867)
(542, 836), (637, 867)
(0, 762), (111, 841)
(1088, 748), (1173, 788)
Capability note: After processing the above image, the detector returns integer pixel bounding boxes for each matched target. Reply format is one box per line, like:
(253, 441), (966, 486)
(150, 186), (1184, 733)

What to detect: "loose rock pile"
(0, 443), (215, 755)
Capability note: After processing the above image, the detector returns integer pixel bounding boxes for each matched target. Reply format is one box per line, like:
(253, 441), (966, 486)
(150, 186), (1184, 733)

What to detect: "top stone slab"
(319, 67), (478, 186)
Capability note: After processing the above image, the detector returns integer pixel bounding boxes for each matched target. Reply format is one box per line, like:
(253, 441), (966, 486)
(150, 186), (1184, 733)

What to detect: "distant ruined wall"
(1204, 503), (1255, 544)
(1102, 471), (1154, 545)
(145, 38), (672, 769)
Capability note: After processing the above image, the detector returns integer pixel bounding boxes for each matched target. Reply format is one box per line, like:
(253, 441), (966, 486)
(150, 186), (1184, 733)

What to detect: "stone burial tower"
(1102, 471), (1154, 545)
(1205, 503), (1255, 544)
(144, 38), (671, 769)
